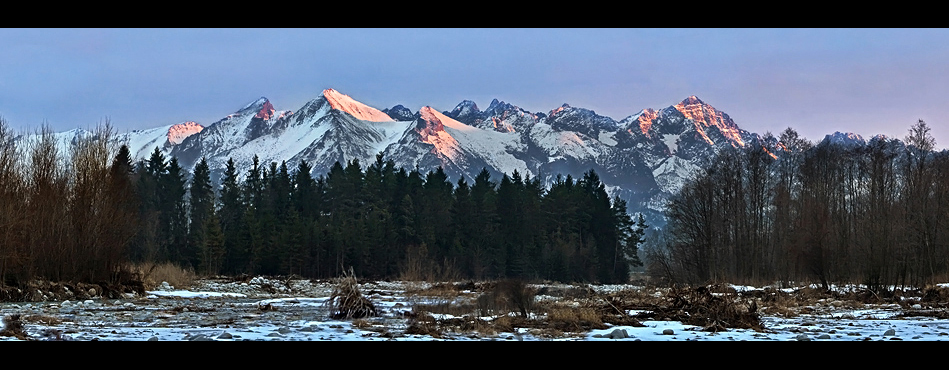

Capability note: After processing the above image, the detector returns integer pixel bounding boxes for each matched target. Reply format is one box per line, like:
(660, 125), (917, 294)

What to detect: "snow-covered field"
(2, 278), (948, 341)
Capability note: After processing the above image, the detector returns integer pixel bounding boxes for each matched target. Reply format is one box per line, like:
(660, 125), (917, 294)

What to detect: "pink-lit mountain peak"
(255, 100), (276, 120)
(636, 108), (659, 136)
(673, 95), (745, 147)
(167, 121), (204, 145)
(322, 88), (394, 122)
(417, 106), (447, 137)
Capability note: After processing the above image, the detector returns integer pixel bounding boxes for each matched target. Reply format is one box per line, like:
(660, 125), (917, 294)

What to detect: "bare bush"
(477, 279), (536, 318)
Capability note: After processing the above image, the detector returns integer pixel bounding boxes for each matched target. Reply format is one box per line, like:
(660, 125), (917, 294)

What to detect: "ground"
(1, 277), (948, 341)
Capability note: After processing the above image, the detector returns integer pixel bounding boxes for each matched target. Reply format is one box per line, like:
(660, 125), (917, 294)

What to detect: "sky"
(2, 28), (948, 147)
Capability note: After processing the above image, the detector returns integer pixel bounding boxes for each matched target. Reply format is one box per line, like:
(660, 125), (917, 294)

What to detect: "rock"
(186, 334), (213, 341)
(795, 334), (810, 341)
(607, 329), (629, 339)
(148, 336), (159, 341)
(884, 329), (896, 336)
(218, 332), (233, 339)
(662, 329), (674, 335)
(817, 334), (831, 340)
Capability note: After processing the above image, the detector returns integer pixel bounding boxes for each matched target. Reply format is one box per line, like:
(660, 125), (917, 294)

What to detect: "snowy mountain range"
(30, 89), (804, 227)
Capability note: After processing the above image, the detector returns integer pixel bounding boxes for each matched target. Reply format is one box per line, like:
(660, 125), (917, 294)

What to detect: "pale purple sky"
(2, 28), (948, 147)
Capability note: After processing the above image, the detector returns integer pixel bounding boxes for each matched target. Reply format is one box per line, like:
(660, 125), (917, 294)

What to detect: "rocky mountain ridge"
(27, 90), (809, 227)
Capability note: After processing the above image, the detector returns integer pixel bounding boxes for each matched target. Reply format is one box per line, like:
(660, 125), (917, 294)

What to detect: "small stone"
(884, 329), (896, 336)
(795, 334), (810, 341)
(148, 336), (159, 341)
(608, 329), (629, 339)
(817, 334), (831, 340)
(662, 329), (674, 335)
(218, 332), (233, 339)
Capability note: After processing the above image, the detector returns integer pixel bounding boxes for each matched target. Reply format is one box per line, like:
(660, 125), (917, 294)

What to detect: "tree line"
(0, 119), (647, 286)
(651, 120), (949, 292)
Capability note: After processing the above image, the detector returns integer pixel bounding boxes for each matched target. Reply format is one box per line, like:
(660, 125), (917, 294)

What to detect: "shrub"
(477, 279), (536, 318)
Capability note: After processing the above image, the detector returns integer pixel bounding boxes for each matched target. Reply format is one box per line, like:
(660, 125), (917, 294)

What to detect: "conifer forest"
(0, 120), (645, 287)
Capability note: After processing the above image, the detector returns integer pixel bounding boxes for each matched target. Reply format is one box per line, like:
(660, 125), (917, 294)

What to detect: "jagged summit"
(322, 88), (394, 122)
(678, 95), (705, 106)
(445, 100), (481, 125)
(166, 121), (204, 145)
(630, 108), (659, 137)
(822, 131), (866, 147)
(40, 90), (789, 229)
(672, 95), (744, 147)
(255, 100), (276, 120)
(383, 104), (416, 121)
(239, 97), (270, 113)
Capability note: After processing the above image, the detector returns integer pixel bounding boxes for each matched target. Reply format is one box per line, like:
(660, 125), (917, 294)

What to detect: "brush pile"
(326, 269), (377, 319)
(641, 285), (764, 332)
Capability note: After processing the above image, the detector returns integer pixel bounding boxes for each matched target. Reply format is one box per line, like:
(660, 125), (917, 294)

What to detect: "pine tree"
(162, 157), (189, 265)
(189, 157), (215, 271)
(218, 158), (245, 274)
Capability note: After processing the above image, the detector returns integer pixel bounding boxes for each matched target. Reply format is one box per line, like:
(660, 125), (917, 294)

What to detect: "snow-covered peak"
(384, 105), (416, 121)
(239, 97), (270, 113)
(549, 103), (571, 117)
(822, 131), (866, 147)
(322, 88), (394, 122)
(449, 100), (480, 117)
(166, 121), (204, 145)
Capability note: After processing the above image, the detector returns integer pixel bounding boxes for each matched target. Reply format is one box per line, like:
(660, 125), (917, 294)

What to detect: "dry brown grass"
(127, 262), (196, 290)
(352, 318), (372, 329)
(404, 312), (443, 338)
(0, 314), (27, 340)
(398, 247), (462, 283)
(23, 314), (61, 325)
(546, 307), (607, 332)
